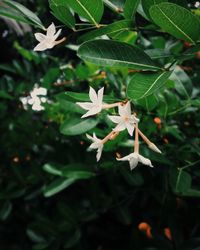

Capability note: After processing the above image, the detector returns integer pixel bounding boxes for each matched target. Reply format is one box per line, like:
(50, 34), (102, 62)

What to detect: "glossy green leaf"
(3, 0), (44, 28)
(127, 71), (172, 100)
(43, 178), (77, 197)
(78, 40), (161, 71)
(124, 0), (140, 19)
(78, 20), (133, 42)
(141, 0), (167, 19)
(49, 1), (75, 28)
(150, 3), (200, 43)
(66, 0), (104, 26)
(60, 118), (98, 136)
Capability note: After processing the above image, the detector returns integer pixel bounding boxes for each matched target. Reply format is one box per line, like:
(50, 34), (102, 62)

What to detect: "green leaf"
(127, 71), (172, 100)
(43, 178), (77, 197)
(78, 20), (133, 42)
(124, 0), (140, 19)
(78, 39), (161, 71)
(136, 94), (158, 111)
(43, 163), (95, 179)
(170, 168), (192, 194)
(3, 0), (44, 28)
(60, 118), (98, 136)
(66, 0), (104, 26)
(65, 91), (121, 102)
(0, 6), (34, 25)
(150, 3), (200, 43)
(141, 0), (167, 19)
(49, 0), (75, 28)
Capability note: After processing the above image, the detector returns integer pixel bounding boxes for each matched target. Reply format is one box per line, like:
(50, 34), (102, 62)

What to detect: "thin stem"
(102, 131), (117, 144)
(134, 123), (139, 153)
(179, 159), (200, 170)
(54, 37), (67, 45)
(102, 102), (122, 109)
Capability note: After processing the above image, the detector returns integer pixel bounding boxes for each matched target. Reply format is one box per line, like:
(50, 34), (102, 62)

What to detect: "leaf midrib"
(156, 5), (194, 43)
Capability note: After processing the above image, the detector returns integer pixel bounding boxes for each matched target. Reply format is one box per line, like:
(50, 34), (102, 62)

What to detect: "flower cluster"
(77, 87), (161, 170)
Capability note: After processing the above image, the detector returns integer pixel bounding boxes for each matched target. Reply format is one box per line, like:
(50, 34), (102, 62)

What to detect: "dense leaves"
(0, 0), (200, 250)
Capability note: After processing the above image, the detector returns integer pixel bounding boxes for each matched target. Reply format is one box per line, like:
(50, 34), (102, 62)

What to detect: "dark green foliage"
(0, 0), (200, 249)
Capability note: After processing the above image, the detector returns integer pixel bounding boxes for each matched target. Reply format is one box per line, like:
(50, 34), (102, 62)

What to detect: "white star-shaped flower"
(117, 152), (154, 170)
(86, 133), (104, 162)
(77, 87), (104, 118)
(108, 101), (139, 136)
(34, 23), (62, 51)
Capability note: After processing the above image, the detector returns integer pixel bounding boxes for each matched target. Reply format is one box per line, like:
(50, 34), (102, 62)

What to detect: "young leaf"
(66, 0), (104, 26)
(124, 0), (140, 20)
(78, 20), (133, 42)
(127, 71), (172, 100)
(78, 39), (161, 71)
(150, 3), (200, 43)
(50, 2), (75, 28)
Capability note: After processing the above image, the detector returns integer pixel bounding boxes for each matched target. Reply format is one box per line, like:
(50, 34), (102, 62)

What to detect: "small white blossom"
(77, 87), (104, 118)
(108, 101), (139, 136)
(34, 23), (62, 51)
(86, 133), (104, 162)
(117, 152), (154, 170)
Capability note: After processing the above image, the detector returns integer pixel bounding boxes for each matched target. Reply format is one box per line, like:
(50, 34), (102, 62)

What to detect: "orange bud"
(138, 222), (151, 232)
(163, 138), (169, 144)
(196, 52), (200, 59)
(164, 228), (172, 241)
(154, 117), (162, 125)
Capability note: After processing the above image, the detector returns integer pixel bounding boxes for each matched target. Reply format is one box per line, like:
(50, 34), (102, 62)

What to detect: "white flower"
(86, 133), (104, 162)
(77, 87), (104, 118)
(117, 152), (154, 170)
(108, 101), (139, 136)
(34, 23), (62, 51)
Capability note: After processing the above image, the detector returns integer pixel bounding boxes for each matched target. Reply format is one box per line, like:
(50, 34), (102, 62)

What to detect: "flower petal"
(108, 115), (122, 124)
(129, 156), (139, 170)
(76, 102), (94, 110)
(81, 107), (100, 118)
(34, 32), (46, 42)
(33, 42), (48, 51)
(126, 122), (134, 136)
(96, 146), (103, 162)
(47, 23), (56, 37)
(97, 87), (104, 105)
(54, 29), (62, 40)
(89, 87), (98, 103)
(114, 122), (126, 132)
(138, 154), (154, 167)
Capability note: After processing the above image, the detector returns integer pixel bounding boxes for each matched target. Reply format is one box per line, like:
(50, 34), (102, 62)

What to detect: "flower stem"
(134, 123), (139, 153)
(102, 130), (118, 144)
(102, 102), (122, 109)
(54, 37), (67, 45)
